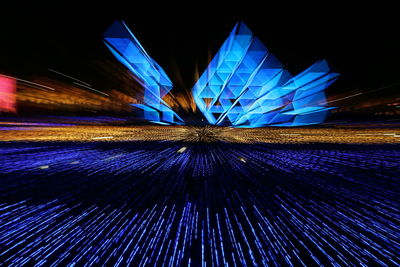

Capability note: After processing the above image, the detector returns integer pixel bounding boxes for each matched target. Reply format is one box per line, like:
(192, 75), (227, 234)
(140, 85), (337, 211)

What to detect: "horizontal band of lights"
(104, 21), (183, 125)
(192, 22), (340, 127)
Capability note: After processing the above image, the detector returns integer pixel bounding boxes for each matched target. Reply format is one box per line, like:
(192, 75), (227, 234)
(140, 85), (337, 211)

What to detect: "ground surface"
(0, 125), (399, 265)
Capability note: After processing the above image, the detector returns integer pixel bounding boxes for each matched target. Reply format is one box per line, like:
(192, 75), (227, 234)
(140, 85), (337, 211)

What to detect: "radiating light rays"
(9, 73), (138, 114)
(0, 141), (399, 265)
(0, 124), (399, 144)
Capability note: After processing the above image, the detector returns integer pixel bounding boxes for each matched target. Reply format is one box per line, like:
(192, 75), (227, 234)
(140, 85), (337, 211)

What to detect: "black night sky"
(1, 2), (399, 98)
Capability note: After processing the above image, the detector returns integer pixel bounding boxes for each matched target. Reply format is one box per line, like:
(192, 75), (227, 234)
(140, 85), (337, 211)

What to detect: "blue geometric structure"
(192, 22), (339, 127)
(104, 21), (183, 125)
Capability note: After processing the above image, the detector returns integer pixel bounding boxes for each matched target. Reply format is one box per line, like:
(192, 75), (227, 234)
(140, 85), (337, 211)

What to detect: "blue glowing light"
(192, 22), (340, 127)
(104, 21), (339, 127)
(1, 141), (400, 265)
(104, 21), (184, 125)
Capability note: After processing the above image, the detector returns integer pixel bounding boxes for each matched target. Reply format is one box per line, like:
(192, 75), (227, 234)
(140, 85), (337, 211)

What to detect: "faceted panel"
(192, 22), (339, 127)
(104, 20), (183, 125)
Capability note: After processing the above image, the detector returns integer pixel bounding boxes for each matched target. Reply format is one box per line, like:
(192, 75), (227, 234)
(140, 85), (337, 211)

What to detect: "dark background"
(0, 2), (399, 100)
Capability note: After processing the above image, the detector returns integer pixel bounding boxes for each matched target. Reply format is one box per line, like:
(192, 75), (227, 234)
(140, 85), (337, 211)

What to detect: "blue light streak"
(0, 141), (399, 265)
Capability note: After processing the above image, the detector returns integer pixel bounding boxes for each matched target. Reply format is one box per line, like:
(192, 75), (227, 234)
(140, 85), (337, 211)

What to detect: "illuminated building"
(192, 22), (340, 127)
(104, 21), (339, 127)
(104, 21), (184, 125)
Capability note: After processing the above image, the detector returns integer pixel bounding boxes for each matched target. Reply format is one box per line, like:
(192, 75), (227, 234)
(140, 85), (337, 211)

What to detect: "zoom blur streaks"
(0, 124), (400, 144)
(0, 137), (400, 265)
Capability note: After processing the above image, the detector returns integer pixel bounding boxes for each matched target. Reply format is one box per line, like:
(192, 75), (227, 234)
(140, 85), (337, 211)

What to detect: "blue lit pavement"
(0, 141), (399, 265)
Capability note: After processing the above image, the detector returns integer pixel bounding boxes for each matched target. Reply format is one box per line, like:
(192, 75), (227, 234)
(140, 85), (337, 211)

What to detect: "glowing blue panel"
(104, 20), (183, 125)
(192, 22), (339, 127)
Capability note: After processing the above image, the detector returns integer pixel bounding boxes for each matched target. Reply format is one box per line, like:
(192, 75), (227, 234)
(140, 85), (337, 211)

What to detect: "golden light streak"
(0, 125), (399, 144)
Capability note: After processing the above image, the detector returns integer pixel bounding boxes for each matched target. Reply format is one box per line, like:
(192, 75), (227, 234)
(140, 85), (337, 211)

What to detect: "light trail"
(73, 82), (109, 96)
(328, 81), (400, 104)
(0, 125), (399, 144)
(0, 140), (399, 265)
(327, 93), (363, 104)
(0, 74), (56, 91)
(91, 136), (114, 140)
(48, 68), (92, 87)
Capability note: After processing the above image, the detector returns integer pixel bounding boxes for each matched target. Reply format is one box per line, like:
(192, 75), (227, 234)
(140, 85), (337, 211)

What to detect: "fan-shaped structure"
(104, 21), (183, 125)
(192, 22), (339, 127)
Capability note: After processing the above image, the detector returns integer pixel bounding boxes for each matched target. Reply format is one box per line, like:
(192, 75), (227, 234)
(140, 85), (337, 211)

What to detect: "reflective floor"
(0, 131), (399, 265)
(0, 123), (399, 144)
